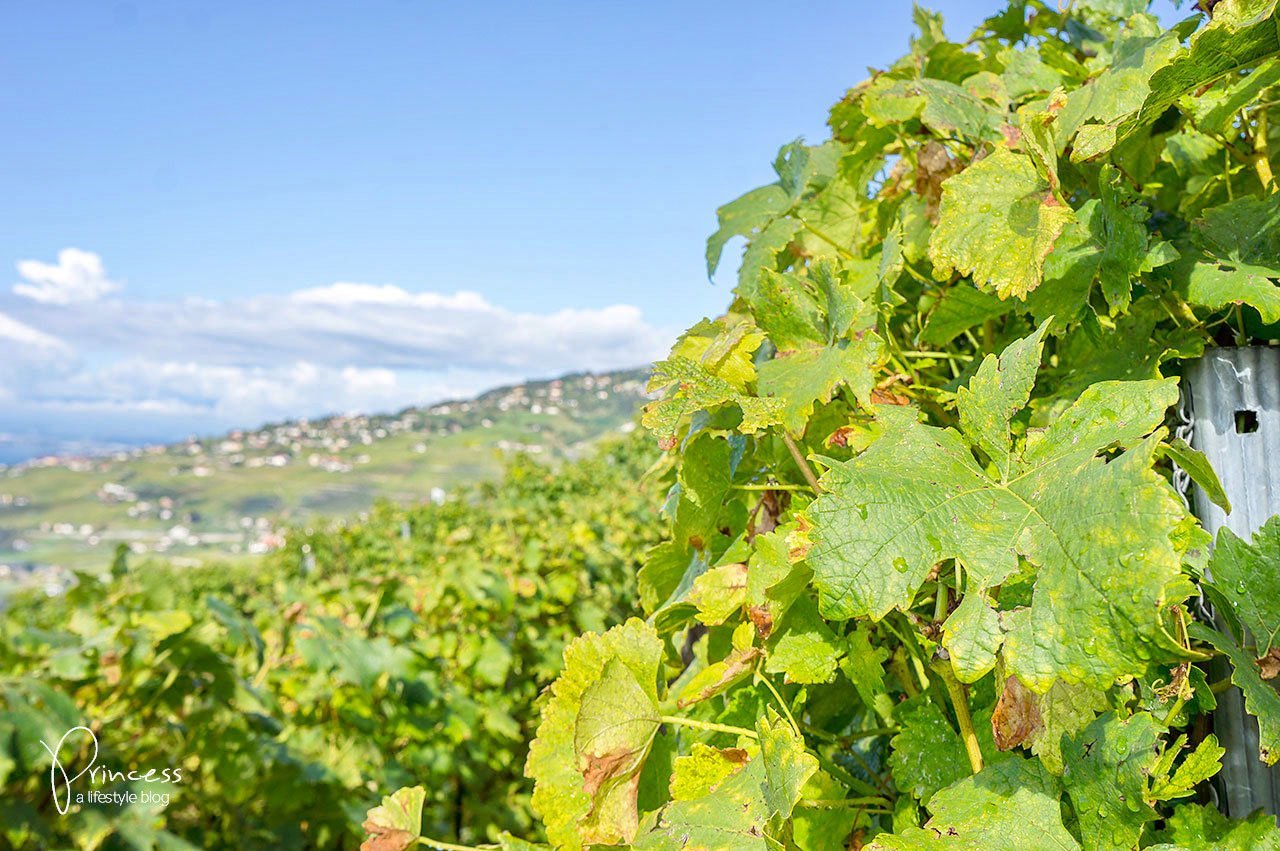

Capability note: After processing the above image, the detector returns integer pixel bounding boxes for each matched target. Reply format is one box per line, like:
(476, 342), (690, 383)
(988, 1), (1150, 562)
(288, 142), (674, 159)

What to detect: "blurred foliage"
(0, 436), (661, 849)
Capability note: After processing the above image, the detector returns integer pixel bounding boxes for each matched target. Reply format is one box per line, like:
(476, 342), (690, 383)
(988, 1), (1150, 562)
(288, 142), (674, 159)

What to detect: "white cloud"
(0, 311), (70, 352)
(13, 248), (120, 305)
(291, 282), (492, 311)
(37, 359), (472, 424)
(0, 252), (670, 450)
(12, 281), (669, 373)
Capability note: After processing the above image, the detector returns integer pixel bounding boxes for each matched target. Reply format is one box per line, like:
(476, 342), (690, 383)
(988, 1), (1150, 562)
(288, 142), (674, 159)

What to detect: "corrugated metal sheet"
(1186, 347), (1280, 820)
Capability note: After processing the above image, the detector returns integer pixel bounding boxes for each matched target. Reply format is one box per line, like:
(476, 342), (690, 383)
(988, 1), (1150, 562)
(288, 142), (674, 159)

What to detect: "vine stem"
(660, 715), (759, 740)
(801, 723), (899, 743)
(817, 749), (892, 798)
(731, 483), (813, 492)
(1163, 694), (1189, 727)
(756, 666), (802, 735)
(937, 663), (983, 774)
(781, 433), (823, 494)
(899, 350), (974, 361)
(798, 798), (892, 812)
(1254, 108), (1276, 191)
(417, 838), (496, 851)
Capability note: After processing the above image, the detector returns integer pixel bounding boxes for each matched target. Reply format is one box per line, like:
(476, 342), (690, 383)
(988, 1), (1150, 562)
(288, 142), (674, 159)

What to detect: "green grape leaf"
(574, 658), (662, 844)
(929, 148), (1075, 299)
(644, 318), (769, 445)
(1077, 0), (1147, 14)
(1193, 57), (1280, 134)
(690, 562), (748, 626)
(956, 319), (1049, 475)
(1096, 164), (1150, 313)
(497, 834), (552, 851)
(1060, 712), (1160, 851)
(816, 258), (877, 341)
(942, 592), (1003, 684)
(641, 709), (815, 849)
(1206, 517), (1280, 654)
(673, 435), (734, 551)
(1057, 22), (1185, 159)
(748, 268), (828, 350)
(920, 283), (1007, 346)
(1185, 193), (1280, 322)
(869, 758), (1079, 850)
(676, 647), (761, 709)
(888, 699), (973, 805)
(639, 542), (696, 613)
(707, 184), (791, 278)
(1149, 735), (1225, 802)
(1001, 44), (1070, 101)
(1197, 192), (1280, 268)
(808, 327), (1186, 691)
(660, 318), (766, 393)
(1018, 101), (1062, 197)
(751, 262), (884, 433)
(668, 743), (750, 801)
(1027, 679), (1111, 775)
(758, 708), (820, 819)
(1110, 0), (1280, 150)
(1159, 438), (1231, 514)
(1187, 261), (1280, 323)
(793, 172), (864, 260)
(758, 341), (883, 435)
(841, 626), (896, 724)
(745, 522), (811, 637)
(741, 216), (803, 291)
(765, 594), (842, 684)
(361, 786), (424, 851)
(1025, 199), (1104, 327)
(1190, 621), (1280, 765)
(527, 619), (664, 850)
(864, 77), (1006, 142)
(775, 139), (843, 203)
(643, 356), (782, 449)
(1149, 802), (1280, 850)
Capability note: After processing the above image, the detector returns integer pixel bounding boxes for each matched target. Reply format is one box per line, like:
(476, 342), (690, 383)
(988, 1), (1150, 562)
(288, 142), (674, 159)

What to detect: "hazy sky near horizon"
(0, 1), (1184, 460)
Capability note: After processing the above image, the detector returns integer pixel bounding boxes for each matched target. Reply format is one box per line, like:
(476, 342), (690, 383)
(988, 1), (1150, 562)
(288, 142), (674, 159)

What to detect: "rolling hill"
(0, 368), (651, 587)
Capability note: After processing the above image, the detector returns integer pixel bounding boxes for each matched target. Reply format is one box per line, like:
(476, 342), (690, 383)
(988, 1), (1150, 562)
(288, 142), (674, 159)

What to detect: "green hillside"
(0, 368), (649, 582)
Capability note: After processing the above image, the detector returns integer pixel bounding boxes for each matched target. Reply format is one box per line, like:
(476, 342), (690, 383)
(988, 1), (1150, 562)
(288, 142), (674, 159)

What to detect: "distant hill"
(0, 368), (651, 584)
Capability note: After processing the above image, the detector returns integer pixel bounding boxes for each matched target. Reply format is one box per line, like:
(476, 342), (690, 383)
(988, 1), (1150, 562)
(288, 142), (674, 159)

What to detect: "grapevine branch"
(417, 838), (496, 851)
(936, 660), (983, 775)
(781, 432), (823, 494)
(660, 715), (759, 740)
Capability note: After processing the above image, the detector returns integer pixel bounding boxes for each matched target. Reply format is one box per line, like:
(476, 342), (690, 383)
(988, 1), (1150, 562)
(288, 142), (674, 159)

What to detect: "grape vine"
(1, 441), (661, 848)
(373, 1), (1280, 848)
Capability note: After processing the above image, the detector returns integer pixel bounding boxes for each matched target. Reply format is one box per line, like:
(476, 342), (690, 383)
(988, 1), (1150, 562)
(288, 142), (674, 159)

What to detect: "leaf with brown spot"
(669, 744), (752, 801)
(1259, 648), (1280, 681)
(827, 425), (856, 447)
(360, 787), (424, 851)
(748, 606), (774, 639)
(689, 562), (749, 626)
(528, 619), (663, 851)
(914, 141), (963, 222)
(992, 676), (1043, 750)
(573, 658), (661, 844)
(870, 387), (911, 406)
(677, 647), (763, 708)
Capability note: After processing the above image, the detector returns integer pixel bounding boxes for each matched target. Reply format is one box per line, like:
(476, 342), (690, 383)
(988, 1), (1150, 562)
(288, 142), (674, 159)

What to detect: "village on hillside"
(0, 369), (650, 594)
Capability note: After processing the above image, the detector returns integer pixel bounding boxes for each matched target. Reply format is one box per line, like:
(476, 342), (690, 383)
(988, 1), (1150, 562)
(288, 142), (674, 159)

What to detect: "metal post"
(1185, 346), (1280, 820)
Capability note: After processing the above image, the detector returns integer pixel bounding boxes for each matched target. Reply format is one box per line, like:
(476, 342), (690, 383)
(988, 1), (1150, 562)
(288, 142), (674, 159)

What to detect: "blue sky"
(0, 1), (1183, 461)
